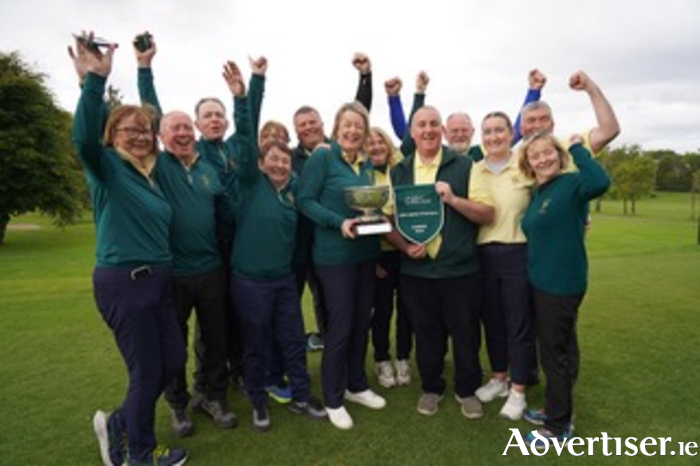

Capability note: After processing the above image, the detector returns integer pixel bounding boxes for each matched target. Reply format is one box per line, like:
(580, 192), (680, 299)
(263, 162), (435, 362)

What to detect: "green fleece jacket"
(521, 144), (611, 295)
(297, 141), (380, 266)
(73, 73), (172, 267)
(231, 109), (298, 280)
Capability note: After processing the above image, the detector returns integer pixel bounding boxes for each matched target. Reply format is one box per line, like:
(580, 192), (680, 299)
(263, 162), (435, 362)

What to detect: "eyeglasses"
(115, 127), (153, 139)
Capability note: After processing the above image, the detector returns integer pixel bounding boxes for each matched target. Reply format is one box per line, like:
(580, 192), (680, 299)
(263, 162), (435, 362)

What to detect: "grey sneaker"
(287, 396), (327, 420)
(394, 359), (411, 386)
(170, 407), (194, 437)
(252, 406), (271, 432)
(455, 394), (483, 419)
(376, 361), (396, 388)
(200, 398), (237, 429)
(417, 393), (444, 416)
(190, 390), (204, 411)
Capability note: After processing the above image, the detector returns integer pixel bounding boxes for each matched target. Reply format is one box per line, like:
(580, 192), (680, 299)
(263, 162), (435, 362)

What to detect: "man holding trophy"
(386, 104), (494, 420)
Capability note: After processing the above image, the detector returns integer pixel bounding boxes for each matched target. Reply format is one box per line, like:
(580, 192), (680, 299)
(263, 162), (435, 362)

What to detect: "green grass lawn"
(1, 192), (699, 465)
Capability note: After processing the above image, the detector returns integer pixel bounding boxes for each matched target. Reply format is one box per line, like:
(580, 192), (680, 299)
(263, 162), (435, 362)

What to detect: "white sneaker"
(475, 378), (509, 403)
(500, 389), (527, 420)
(326, 406), (353, 430)
(344, 389), (386, 410)
(394, 359), (411, 386)
(376, 361), (396, 388)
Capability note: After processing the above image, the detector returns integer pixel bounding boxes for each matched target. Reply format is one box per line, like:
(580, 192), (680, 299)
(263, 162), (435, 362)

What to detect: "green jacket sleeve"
(72, 72), (108, 182)
(137, 67), (163, 119)
(248, 74), (265, 140)
(231, 95), (258, 182)
(570, 143), (611, 203)
(297, 147), (345, 229)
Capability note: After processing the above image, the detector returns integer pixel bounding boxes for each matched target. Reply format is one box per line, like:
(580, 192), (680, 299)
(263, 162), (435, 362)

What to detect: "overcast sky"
(2, 0), (700, 153)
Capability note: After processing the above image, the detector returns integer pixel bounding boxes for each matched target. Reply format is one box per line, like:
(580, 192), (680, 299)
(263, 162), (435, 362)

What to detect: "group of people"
(71, 29), (618, 465)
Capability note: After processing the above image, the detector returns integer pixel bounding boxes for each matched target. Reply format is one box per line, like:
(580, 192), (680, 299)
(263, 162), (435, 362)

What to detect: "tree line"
(594, 145), (700, 215)
(1, 51), (699, 244)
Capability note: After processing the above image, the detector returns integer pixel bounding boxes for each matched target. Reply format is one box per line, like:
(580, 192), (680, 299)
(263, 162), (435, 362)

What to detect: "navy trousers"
(479, 244), (536, 385)
(315, 259), (377, 408)
(232, 273), (310, 409)
(93, 265), (186, 461)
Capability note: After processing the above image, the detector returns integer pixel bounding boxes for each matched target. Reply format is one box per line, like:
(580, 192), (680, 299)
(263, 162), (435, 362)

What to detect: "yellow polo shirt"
(342, 151), (362, 174)
(414, 150), (443, 258)
(474, 154), (535, 245)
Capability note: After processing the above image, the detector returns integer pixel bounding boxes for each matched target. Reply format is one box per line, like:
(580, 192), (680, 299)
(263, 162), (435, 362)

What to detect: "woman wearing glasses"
(71, 33), (187, 466)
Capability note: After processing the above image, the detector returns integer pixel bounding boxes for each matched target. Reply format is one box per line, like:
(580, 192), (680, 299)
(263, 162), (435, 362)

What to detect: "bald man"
(154, 110), (238, 436)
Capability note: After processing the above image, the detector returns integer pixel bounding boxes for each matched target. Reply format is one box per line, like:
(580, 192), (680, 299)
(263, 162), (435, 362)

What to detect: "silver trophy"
(344, 185), (393, 235)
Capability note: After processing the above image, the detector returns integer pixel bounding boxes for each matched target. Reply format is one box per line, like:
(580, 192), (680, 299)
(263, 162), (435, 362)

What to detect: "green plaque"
(393, 184), (444, 244)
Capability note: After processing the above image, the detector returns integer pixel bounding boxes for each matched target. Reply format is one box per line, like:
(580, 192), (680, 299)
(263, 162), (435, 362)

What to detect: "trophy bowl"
(344, 185), (393, 235)
(344, 185), (390, 219)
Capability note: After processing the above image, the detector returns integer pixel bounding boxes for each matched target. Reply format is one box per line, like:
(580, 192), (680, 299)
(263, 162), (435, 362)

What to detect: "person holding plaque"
(297, 102), (384, 430)
(387, 103), (495, 420)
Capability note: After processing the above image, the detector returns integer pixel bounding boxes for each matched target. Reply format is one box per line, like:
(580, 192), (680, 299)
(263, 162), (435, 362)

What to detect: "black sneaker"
(287, 396), (327, 420)
(125, 445), (188, 465)
(252, 406), (271, 432)
(170, 407), (194, 437)
(200, 398), (238, 429)
(94, 409), (127, 466)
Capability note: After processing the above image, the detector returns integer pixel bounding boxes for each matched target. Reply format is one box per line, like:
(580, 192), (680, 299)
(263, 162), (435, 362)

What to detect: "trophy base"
(354, 220), (393, 236)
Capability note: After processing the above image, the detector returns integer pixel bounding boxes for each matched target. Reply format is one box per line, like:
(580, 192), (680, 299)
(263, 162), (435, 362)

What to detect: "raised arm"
(223, 61), (257, 181)
(569, 71), (620, 154)
(71, 32), (115, 181)
(68, 37), (110, 133)
(247, 55), (267, 138)
(134, 31), (163, 117)
(385, 77), (407, 140)
(399, 71), (429, 156)
(568, 134), (612, 203)
(353, 53), (372, 112)
(512, 69), (546, 145)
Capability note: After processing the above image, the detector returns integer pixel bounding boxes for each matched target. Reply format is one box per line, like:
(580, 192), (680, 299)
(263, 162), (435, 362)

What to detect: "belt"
(130, 265), (153, 281)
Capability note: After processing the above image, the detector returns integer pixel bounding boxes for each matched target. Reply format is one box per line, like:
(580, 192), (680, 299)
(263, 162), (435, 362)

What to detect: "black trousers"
(371, 250), (412, 362)
(165, 266), (230, 407)
(401, 272), (482, 398)
(533, 288), (583, 435)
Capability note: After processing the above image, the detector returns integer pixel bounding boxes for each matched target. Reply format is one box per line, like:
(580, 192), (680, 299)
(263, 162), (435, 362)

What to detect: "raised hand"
(222, 60), (246, 97)
(248, 55), (268, 76)
(528, 69), (547, 90)
(352, 53), (371, 74)
(416, 70), (429, 94)
(569, 133), (585, 146)
(569, 70), (594, 92)
(384, 77), (402, 96)
(133, 31), (156, 67)
(70, 31), (116, 78)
